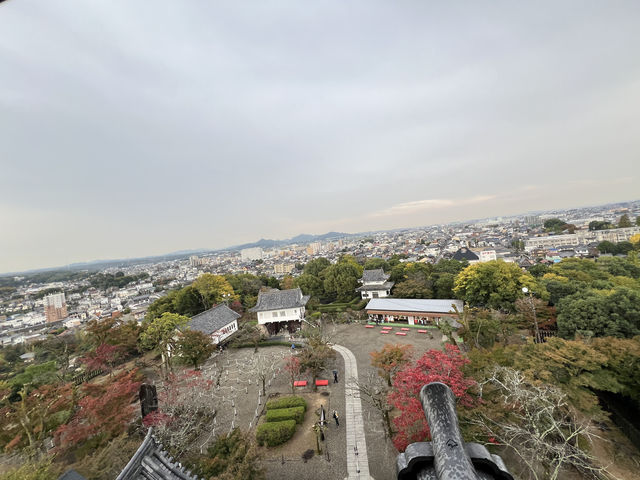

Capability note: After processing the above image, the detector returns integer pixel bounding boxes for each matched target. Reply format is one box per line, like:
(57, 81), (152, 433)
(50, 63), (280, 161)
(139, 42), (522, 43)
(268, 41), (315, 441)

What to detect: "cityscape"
(2, 1), (640, 480)
(3, 199), (639, 344)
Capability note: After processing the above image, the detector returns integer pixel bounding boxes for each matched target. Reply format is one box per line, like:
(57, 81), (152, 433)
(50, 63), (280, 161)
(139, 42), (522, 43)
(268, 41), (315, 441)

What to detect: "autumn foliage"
(370, 343), (413, 386)
(55, 369), (141, 451)
(388, 344), (476, 451)
(80, 343), (123, 373)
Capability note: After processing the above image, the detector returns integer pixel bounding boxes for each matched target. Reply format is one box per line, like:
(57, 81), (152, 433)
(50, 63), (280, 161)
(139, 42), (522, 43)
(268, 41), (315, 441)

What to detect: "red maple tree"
(388, 344), (476, 451)
(55, 369), (141, 451)
(80, 343), (123, 373)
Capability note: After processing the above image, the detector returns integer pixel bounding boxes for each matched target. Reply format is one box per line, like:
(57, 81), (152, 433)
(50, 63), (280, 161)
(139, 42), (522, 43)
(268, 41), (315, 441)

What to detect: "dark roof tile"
(249, 288), (309, 312)
(188, 304), (240, 335)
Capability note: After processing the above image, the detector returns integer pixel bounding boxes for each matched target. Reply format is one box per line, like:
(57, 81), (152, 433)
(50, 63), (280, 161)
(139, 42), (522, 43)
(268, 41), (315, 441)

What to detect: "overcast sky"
(1, 1), (639, 273)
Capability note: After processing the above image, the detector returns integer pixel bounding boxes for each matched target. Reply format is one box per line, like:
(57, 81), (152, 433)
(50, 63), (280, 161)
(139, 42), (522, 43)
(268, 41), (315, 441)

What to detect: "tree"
(192, 274), (236, 309)
(294, 273), (325, 299)
(392, 279), (432, 298)
(370, 343), (413, 387)
(174, 286), (207, 317)
(515, 296), (547, 342)
(284, 355), (302, 394)
(177, 330), (216, 370)
(303, 257), (331, 277)
(543, 218), (568, 234)
(225, 274), (264, 309)
(68, 433), (141, 480)
(630, 234), (640, 251)
(433, 272), (456, 298)
(597, 240), (617, 254)
(279, 275), (295, 290)
(364, 258), (389, 271)
(557, 287), (640, 339)
(389, 345), (476, 451)
(231, 323), (265, 352)
(0, 381), (73, 452)
(323, 256), (363, 302)
(0, 458), (62, 480)
(34, 335), (80, 382)
(10, 360), (59, 390)
(145, 292), (179, 322)
(618, 213), (632, 228)
(458, 308), (514, 349)
(80, 343), (123, 374)
(472, 366), (612, 480)
(453, 260), (541, 311)
(588, 220), (613, 231)
(358, 372), (394, 438)
(298, 341), (335, 391)
(143, 370), (216, 458)
(511, 239), (525, 252)
(193, 428), (264, 480)
(55, 370), (141, 452)
(392, 262), (434, 299)
(140, 313), (190, 378)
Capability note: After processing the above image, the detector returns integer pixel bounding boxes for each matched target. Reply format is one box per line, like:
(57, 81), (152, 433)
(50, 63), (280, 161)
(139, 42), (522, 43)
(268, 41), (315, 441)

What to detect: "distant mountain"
(227, 231), (353, 251)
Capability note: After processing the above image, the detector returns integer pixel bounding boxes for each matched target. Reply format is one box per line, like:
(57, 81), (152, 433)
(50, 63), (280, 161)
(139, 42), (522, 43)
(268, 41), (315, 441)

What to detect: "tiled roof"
(356, 281), (394, 292)
(361, 269), (389, 283)
(452, 248), (479, 261)
(188, 304), (240, 335)
(116, 428), (201, 480)
(249, 288), (309, 312)
(58, 470), (87, 480)
(365, 298), (463, 314)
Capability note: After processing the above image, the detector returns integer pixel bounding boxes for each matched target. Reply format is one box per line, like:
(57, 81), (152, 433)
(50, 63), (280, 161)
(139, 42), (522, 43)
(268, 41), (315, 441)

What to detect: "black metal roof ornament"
(397, 382), (513, 480)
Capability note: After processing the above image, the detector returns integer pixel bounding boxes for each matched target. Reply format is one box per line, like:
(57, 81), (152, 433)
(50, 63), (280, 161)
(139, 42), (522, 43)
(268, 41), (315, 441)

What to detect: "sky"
(1, 1), (640, 273)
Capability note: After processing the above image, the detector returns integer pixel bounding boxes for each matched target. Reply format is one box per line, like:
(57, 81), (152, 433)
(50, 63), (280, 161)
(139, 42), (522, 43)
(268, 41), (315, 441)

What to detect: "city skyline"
(2, 1), (640, 273)
(1, 196), (637, 276)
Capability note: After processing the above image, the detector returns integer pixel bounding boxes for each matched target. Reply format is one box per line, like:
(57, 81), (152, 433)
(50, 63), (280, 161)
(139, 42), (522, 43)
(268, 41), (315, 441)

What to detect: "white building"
(524, 226), (640, 252)
(479, 250), (497, 262)
(188, 304), (240, 345)
(250, 288), (309, 335)
(356, 269), (394, 299)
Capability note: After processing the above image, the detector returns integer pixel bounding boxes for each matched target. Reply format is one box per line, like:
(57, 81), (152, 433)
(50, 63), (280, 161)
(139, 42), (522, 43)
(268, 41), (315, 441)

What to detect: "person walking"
(333, 370), (339, 383)
(333, 410), (340, 426)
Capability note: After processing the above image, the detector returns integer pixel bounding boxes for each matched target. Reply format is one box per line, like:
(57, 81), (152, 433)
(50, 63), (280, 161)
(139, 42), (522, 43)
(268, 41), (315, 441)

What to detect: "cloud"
(370, 195), (498, 218)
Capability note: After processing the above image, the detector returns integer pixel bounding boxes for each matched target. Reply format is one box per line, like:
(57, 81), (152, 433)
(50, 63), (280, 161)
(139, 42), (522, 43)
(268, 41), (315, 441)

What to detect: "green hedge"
(256, 420), (296, 447)
(266, 406), (305, 424)
(266, 396), (307, 411)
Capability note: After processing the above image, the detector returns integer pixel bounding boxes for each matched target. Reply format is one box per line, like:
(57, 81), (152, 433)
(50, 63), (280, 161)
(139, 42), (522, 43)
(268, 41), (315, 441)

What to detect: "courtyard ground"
(170, 324), (445, 479)
(331, 323), (445, 480)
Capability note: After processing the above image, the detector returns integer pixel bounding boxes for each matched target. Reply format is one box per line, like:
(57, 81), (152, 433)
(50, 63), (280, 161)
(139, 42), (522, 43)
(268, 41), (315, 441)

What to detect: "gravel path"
(333, 344), (373, 480)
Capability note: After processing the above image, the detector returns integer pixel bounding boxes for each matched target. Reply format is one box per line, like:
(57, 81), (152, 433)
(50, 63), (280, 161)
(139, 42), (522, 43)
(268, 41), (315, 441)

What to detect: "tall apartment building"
(189, 255), (206, 267)
(44, 292), (68, 323)
(274, 263), (294, 275)
(306, 242), (322, 255)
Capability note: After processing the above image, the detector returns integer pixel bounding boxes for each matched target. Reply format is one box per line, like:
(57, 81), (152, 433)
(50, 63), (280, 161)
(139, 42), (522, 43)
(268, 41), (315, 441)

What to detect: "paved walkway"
(333, 344), (373, 480)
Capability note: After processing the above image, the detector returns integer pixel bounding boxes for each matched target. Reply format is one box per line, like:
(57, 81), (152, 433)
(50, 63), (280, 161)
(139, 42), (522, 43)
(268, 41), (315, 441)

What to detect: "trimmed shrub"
(256, 419), (296, 447)
(266, 406), (305, 424)
(266, 396), (307, 411)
